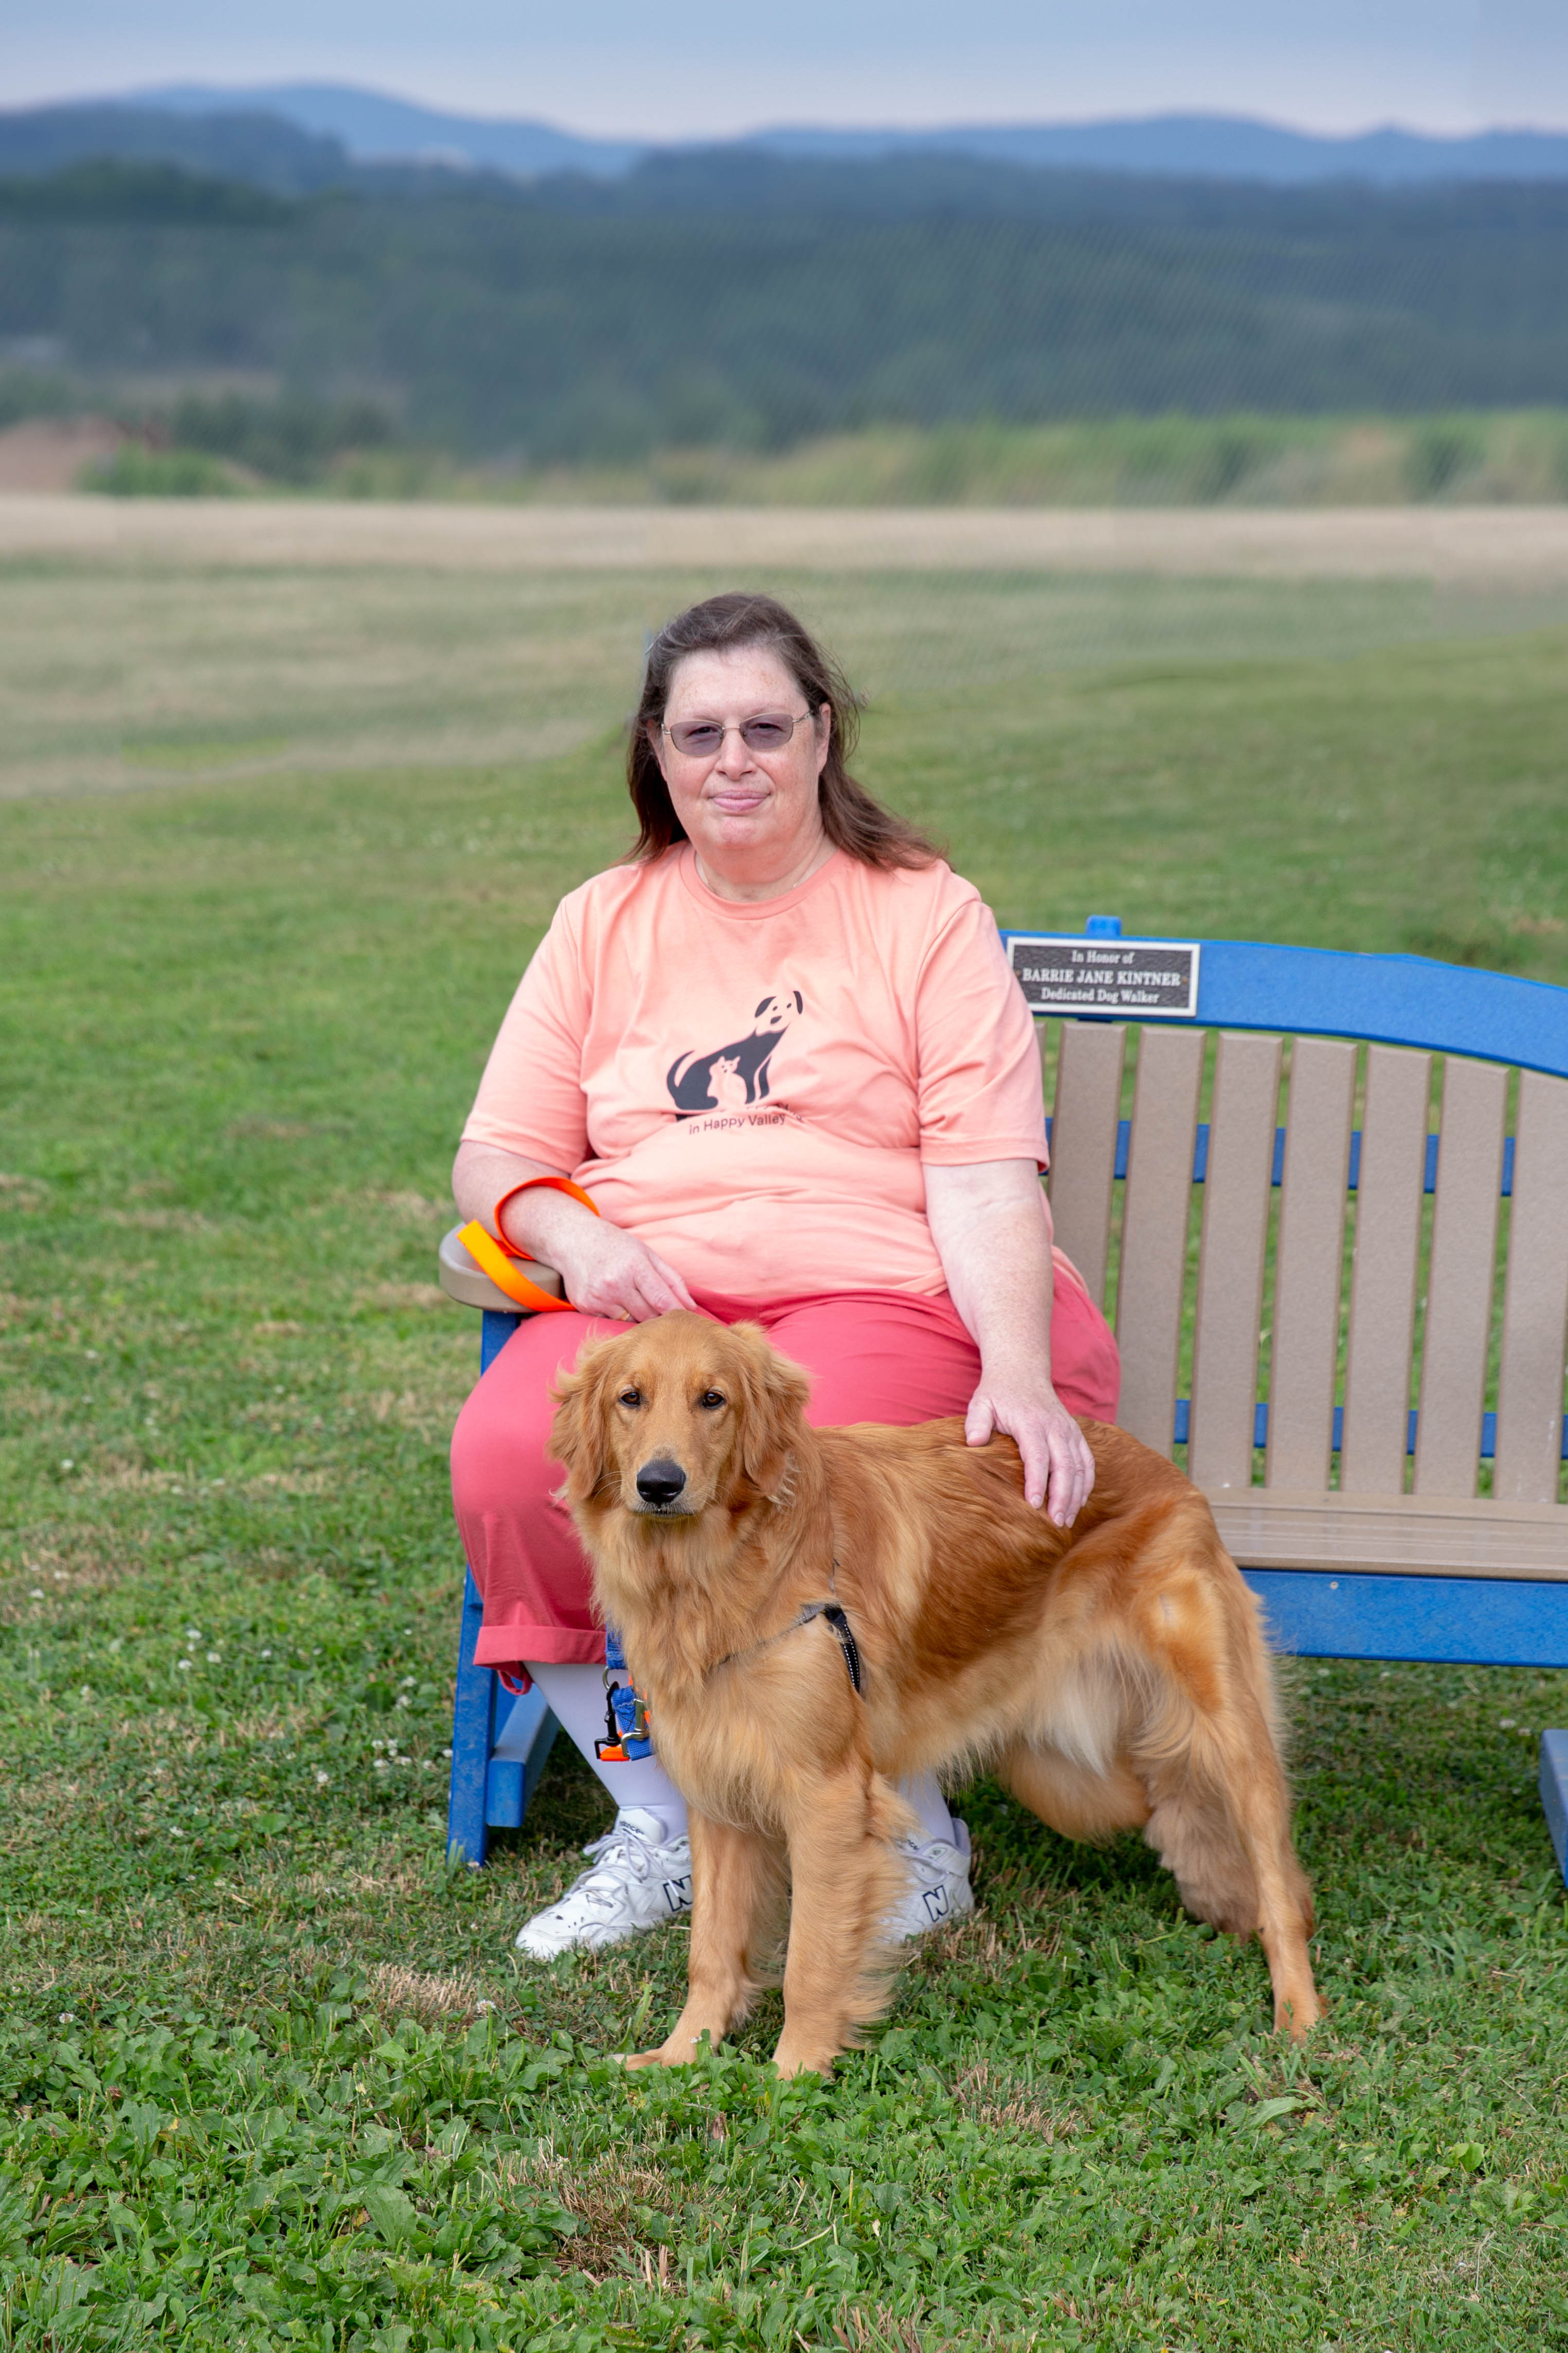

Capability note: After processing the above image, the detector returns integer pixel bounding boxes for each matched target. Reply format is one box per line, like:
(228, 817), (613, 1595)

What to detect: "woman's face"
(651, 645), (830, 879)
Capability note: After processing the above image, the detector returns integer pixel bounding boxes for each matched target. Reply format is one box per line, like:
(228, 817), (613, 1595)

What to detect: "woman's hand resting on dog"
(963, 1357), (1096, 1527)
(924, 1156), (1096, 1527)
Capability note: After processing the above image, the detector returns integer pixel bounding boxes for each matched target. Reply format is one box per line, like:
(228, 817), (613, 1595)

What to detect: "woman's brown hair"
(626, 592), (941, 869)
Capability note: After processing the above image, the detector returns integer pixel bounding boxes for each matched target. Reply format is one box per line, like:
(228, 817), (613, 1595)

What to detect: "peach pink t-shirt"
(462, 845), (1065, 1306)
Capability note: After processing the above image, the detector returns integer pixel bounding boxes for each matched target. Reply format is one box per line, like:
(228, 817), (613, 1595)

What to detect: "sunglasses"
(661, 710), (813, 759)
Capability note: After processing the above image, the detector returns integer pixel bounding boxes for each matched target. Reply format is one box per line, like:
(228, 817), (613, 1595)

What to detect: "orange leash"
(458, 1174), (600, 1315)
(457, 1222), (576, 1313)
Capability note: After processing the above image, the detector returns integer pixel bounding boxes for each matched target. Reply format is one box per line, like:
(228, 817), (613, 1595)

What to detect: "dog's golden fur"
(551, 1311), (1319, 2077)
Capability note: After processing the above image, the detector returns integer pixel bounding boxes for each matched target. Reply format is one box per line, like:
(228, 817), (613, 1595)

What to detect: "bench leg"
(446, 1567), (497, 1868)
(446, 1307), (561, 1865)
(446, 1565), (562, 1865)
(1244, 1572), (1568, 1891)
(486, 1686), (560, 1830)
(1541, 1732), (1568, 1889)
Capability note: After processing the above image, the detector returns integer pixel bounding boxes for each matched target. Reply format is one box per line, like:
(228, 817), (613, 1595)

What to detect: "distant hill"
(14, 85), (1568, 187)
(135, 83), (642, 180)
(740, 115), (1568, 185)
(0, 101), (348, 194)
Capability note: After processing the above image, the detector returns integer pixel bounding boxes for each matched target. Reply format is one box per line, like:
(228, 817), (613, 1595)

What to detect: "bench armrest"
(437, 1224), (565, 1314)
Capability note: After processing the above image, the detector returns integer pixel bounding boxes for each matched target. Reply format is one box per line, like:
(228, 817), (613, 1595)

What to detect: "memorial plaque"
(1007, 935), (1201, 1019)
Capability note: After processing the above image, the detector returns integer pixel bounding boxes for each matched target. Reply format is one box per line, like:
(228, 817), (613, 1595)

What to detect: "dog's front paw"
(624, 2028), (714, 2070)
(768, 2038), (839, 2079)
(1273, 1987), (1323, 2042)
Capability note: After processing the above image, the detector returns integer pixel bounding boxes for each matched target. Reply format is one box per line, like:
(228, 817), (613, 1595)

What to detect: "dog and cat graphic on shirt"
(666, 990), (804, 1119)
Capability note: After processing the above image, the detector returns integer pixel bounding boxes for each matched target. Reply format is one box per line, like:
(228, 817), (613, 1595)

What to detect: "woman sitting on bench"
(450, 591), (1120, 1958)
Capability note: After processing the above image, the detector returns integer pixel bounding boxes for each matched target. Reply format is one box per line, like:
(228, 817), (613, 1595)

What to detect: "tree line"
(3, 153), (1566, 466)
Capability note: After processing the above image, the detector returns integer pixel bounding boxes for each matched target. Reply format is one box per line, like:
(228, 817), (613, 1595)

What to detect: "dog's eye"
(697, 1390), (726, 1411)
(617, 1388), (643, 1409)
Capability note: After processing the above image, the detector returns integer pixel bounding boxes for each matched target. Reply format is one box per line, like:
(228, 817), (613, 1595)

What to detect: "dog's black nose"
(636, 1457), (687, 1507)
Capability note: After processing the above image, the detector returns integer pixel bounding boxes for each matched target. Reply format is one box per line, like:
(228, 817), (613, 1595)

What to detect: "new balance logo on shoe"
(514, 1810), (694, 1959)
(885, 1823), (975, 1941)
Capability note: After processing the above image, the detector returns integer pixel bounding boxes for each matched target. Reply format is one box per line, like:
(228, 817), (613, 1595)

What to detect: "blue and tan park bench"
(439, 917), (1568, 1886)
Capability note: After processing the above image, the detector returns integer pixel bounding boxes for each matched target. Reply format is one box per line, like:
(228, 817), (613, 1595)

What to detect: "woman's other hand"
(548, 1221), (698, 1323)
(453, 1141), (697, 1322)
(963, 1360), (1095, 1527)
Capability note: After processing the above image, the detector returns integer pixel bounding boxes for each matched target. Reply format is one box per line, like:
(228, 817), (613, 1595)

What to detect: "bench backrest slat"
(1266, 1038), (1356, 1491)
(1495, 1071), (1568, 1503)
(1413, 1057), (1508, 1498)
(1340, 1046), (1431, 1495)
(1017, 925), (1567, 1505)
(1113, 1026), (1204, 1454)
(1189, 1031), (1283, 1491)
(1047, 1020), (1126, 1311)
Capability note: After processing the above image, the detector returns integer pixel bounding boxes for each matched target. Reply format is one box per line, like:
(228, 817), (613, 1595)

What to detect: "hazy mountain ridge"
(133, 83), (643, 180)
(5, 85), (1568, 189)
(736, 114), (1568, 185)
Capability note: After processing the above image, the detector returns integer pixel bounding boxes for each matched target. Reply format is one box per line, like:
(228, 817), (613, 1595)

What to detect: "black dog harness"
(711, 1573), (863, 1697)
(792, 1599), (862, 1695)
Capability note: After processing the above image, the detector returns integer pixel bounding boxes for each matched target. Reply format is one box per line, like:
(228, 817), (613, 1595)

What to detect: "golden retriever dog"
(550, 1312), (1319, 2078)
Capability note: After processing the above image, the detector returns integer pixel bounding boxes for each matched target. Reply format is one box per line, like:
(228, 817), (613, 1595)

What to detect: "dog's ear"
(729, 1323), (812, 1495)
(548, 1335), (622, 1503)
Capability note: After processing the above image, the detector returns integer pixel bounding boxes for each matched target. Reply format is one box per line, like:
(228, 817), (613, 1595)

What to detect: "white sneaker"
(515, 1807), (693, 1959)
(887, 1819), (975, 1940)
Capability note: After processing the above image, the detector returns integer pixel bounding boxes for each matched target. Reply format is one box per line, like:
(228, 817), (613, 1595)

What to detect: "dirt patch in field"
(5, 493), (1568, 581)
(0, 420), (125, 494)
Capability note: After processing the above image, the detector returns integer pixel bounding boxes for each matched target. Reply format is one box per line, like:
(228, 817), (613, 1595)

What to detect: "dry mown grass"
(8, 531), (1567, 807)
(5, 496), (1568, 580)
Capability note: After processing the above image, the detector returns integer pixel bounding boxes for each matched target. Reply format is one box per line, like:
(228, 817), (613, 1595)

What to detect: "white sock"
(525, 1660), (690, 1843)
(526, 1667), (949, 1853)
(897, 1771), (959, 1846)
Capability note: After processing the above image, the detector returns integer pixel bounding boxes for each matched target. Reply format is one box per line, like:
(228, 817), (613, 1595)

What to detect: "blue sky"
(6, 0), (1567, 136)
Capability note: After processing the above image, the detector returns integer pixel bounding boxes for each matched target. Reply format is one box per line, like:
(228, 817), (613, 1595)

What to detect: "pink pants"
(450, 1281), (1120, 1686)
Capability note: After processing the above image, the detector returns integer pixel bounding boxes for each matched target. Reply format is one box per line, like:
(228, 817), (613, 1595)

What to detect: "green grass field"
(2, 556), (1567, 2351)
